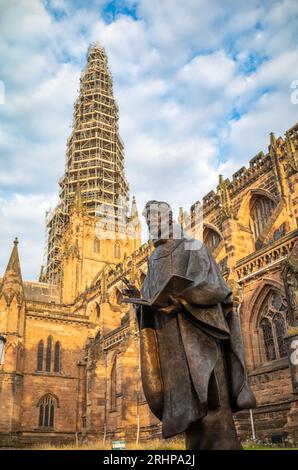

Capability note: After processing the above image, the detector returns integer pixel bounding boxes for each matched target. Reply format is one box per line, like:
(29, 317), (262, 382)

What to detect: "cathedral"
(0, 43), (298, 448)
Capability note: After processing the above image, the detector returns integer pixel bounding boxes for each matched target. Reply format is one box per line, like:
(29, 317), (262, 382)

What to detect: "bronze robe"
(137, 237), (255, 439)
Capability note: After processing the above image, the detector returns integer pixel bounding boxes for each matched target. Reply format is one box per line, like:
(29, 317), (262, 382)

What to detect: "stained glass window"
(260, 318), (276, 361)
(251, 196), (276, 240)
(46, 336), (53, 372)
(274, 314), (287, 358)
(38, 394), (57, 428)
(37, 340), (44, 371)
(0, 336), (6, 365)
(54, 342), (61, 373)
(110, 356), (117, 410)
(204, 228), (221, 251)
(114, 241), (121, 259)
(94, 238), (100, 253)
(259, 291), (288, 362)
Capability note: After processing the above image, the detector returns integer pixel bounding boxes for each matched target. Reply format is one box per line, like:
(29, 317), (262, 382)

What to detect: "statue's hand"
(120, 277), (140, 297)
(159, 295), (181, 315)
(168, 295), (181, 308)
(122, 286), (140, 297)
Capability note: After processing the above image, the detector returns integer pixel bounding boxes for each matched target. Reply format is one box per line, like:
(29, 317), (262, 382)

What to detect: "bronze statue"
(122, 200), (256, 450)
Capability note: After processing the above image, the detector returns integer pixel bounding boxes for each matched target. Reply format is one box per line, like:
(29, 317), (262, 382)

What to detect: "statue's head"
(142, 200), (173, 244)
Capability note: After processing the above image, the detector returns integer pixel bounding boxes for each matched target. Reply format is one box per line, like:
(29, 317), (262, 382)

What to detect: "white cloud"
(223, 89), (298, 173)
(0, 193), (56, 280)
(178, 51), (237, 90)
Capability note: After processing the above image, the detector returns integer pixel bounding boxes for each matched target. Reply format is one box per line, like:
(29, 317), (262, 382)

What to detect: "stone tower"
(0, 239), (25, 441)
(41, 42), (141, 291)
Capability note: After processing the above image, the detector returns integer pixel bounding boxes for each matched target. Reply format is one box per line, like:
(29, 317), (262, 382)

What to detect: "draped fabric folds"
(136, 237), (256, 439)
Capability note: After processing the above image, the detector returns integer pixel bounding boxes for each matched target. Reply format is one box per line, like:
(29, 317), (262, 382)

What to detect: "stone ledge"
(249, 357), (288, 376)
(287, 326), (298, 338)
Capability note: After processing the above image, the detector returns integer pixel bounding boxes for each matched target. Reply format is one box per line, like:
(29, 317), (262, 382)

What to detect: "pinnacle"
(130, 195), (139, 219)
(73, 184), (83, 212)
(5, 238), (22, 279)
(0, 238), (24, 305)
(270, 131), (277, 148)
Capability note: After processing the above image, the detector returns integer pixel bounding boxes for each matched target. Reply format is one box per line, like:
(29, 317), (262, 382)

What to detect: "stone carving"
(283, 240), (298, 322)
(282, 240), (298, 395)
(287, 272), (298, 309)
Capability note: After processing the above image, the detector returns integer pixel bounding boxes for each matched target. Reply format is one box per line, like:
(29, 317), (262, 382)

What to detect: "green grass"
(20, 438), (296, 451)
(243, 440), (297, 450)
(23, 437), (184, 451)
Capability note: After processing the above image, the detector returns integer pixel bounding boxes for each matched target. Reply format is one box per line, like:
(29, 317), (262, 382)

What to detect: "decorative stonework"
(283, 240), (298, 324)
(286, 327), (298, 394)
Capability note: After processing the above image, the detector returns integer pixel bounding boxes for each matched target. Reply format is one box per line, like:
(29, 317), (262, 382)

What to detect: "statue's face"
(145, 205), (160, 239)
(145, 203), (172, 241)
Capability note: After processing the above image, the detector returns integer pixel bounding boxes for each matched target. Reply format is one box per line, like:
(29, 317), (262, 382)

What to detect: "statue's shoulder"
(178, 236), (205, 253)
(151, 239), (183, 260)
(150, 238), (206, 261)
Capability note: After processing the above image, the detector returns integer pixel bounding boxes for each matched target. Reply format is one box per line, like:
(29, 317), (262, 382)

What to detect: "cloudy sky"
(0, 0), (297, 279)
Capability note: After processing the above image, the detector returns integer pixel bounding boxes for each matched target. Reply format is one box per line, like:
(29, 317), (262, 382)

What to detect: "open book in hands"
(120, 275), (193, 308)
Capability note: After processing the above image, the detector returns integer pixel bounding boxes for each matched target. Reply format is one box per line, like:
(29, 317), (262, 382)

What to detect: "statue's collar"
(153, 238), (168, 247)
(152, 238), (184, 259)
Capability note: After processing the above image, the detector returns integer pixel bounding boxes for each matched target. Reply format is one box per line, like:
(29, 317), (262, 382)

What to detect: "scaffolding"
(41, 42), (129, 284)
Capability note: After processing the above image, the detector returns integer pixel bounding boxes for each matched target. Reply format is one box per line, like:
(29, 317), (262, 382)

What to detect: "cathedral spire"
(0, 238), (24, 306)
(60, 41), (129, 216)
(43, 42), (130, 284)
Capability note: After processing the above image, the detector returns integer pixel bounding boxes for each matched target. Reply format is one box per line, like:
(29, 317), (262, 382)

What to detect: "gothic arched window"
(54, 342), (61, 373)
(260, 318), (276, 361)
(259, 291), (288, 363)
(0, 336), (6, 365)
(45, 336), (53, 372)
(274, 314), (287, 358)
(114, 242), (121, 259)
(94, 238), (100, 253)
(110, 356), (117, 411)
(250, 195), (276, 241)
(38, 394), (57, 428)
(95, 302), (100, 320)
(115, 288), (122, 305)
(204, 228), (221, 251)
(37, 340), (44, 371)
